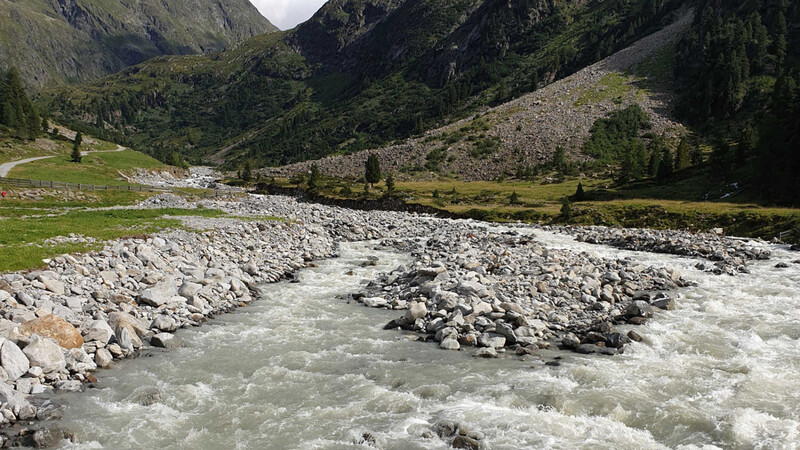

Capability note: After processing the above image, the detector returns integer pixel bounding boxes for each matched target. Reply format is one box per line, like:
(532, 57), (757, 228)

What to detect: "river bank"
(0, 193), (792, 447)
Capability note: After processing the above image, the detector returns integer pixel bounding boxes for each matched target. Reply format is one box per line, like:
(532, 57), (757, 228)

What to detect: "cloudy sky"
(250, 0), (329, 30)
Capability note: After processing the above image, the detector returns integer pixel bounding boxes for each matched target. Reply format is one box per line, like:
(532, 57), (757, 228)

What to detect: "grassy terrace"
(0, 206), (228, 272)
(8, 149), (167, 186)
(267, 170), (800, 243)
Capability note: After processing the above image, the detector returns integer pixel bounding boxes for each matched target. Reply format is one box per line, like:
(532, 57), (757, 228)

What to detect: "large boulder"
(0, 338), (29, 381)
(18, 315), (84, 349)
(22, 337), (66, 373)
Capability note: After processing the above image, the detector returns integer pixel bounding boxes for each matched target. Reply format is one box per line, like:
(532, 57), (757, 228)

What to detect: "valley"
(0, 0), (799, 448)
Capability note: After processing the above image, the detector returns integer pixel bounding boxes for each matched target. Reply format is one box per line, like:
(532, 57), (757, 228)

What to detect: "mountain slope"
(268, 11), (692, 181)
(46, 0), (688, 167)
(0, 0), (277, 87)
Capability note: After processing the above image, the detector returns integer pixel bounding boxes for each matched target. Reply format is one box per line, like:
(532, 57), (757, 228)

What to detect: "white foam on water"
(55, 232), (800, 449)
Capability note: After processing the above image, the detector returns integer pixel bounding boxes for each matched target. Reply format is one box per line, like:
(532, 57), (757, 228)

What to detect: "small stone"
(627, 330), (643, 342)
(95, 348), (113, 368)
(439, 337), (460, 350)
(474, 347), (498, 358)
(405, 302), (427, 322)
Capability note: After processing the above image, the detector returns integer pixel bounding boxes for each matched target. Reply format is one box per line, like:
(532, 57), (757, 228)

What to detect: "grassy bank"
(262, 173), (800, 243)
(8, 149), (167, 186)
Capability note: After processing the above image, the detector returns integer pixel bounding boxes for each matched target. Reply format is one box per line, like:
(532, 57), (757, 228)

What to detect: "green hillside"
(0, 0), (277, 88)
(46, 0), (687, 168)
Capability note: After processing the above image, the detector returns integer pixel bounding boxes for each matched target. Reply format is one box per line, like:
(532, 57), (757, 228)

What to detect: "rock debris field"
(0, 193), (775, 446)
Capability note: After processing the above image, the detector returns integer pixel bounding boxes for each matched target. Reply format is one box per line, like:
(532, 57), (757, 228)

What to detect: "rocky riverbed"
(556, 225), (772, 275)
(0, 193), (776, 446)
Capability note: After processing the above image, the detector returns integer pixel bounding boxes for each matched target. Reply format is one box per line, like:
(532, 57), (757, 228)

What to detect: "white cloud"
(250, 0), (328, 30)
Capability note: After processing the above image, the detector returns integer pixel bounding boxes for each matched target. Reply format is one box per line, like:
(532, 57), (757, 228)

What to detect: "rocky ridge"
(266, 11), (692, 181)
(561, 225), (772, 275)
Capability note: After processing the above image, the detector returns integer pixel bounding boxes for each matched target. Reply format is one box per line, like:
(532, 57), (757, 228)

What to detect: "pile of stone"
(42, 234), (96, 246)
(0, 213), (335, 441)
(561, 226), (771, 275)
(135, 193), (193, 209)
(355, 223), (692, 358)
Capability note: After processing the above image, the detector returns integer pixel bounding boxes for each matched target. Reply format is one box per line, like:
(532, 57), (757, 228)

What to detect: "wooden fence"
(0, 176), (239, 198)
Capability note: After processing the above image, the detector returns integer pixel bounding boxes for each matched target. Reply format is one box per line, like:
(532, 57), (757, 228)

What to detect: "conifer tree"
(657, 148), (674, 181)
(241, 160), (252, 182)
(71, 142), (82, 163)
(365, 154), (381, 188)
(307, 163), (320, 193)
(675, 137), (691, 170)
(574, 182), (586, 201)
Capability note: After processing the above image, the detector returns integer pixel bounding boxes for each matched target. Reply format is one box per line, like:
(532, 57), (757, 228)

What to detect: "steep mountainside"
(0, 0), (277, 87)
(268, 12), (692, 181)
(47, 0), (687, 167)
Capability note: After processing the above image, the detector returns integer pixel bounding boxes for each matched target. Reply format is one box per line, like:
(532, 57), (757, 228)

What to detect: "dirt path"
(0, 145), (126, 178)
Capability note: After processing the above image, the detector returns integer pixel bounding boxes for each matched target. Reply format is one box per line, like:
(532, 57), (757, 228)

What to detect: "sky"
(250, 0), (328, 30)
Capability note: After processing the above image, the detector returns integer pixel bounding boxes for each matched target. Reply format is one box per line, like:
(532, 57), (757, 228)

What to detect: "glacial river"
(58, 229), (800, 449)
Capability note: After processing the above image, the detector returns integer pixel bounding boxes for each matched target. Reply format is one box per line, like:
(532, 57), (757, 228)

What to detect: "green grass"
(0, 208), (227, 272)
(8, 150), (166, 186)
(574, 73), (639, 107)
(0, 190), (156, 208)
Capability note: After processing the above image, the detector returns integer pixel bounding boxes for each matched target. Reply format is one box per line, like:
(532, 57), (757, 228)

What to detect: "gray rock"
(477, 332), (506, 349)
(152, 316), (178, 332)
(42, 279), (65, 295)
(626, 300), (655, 318)
(32, 426), (76, 448)
(84, 320), (114, 344)
(178, 281), (203, 298)
(405, 302), (427, 322)
(457, 281), (490, 298)
(0, 339), (30, 381)
(54, 380), (83, 392)
(22, 337), (66, 373)
(151, 333), (181, 350)
(474, 347), (498, 358)
(651, 298), (676, 311)
(95, 348), (113, 368)
(439, 337), (460, 350)
(138, 279), (178, 307)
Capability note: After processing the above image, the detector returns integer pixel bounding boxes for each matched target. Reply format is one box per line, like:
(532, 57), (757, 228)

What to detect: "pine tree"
(74, 131), (83, 147)
(71, 142), (82, 163)
(657, 148), (674, 181)
(560, 198), (573, 220)
(574, 182), (586, 201)
(365, 154), (381, 188)
(509, 191), (521, 205)
(675, 137), (691, 170)
(736, 124), (757, 166)
(241, 160), (252, 182)
(307, 163), (320, 193)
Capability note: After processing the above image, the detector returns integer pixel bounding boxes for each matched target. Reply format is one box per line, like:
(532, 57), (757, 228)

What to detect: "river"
(57, 229), (800, 449)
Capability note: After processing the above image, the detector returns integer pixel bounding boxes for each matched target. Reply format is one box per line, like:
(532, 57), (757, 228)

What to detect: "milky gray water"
(58, 230), (800, 449)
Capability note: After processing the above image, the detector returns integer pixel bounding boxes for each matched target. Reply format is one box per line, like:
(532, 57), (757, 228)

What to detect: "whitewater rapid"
(57, 230), (800, 449)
